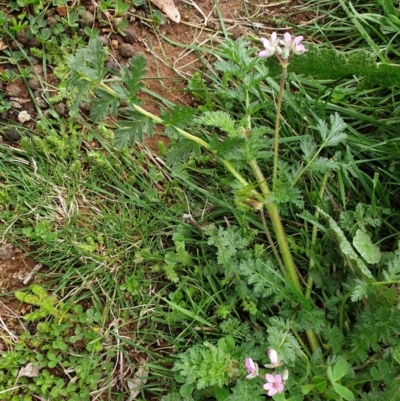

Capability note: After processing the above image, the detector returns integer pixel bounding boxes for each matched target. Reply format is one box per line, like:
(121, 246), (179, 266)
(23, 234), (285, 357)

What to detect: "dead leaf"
(18, 363), (40, 378)
(126, 360), (149, 401)
(0, 40), (8, 51)
(150, 0), (180, 23)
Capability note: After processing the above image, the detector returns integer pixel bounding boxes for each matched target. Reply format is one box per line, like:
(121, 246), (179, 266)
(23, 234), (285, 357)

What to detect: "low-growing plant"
(65, 29), (400, 400)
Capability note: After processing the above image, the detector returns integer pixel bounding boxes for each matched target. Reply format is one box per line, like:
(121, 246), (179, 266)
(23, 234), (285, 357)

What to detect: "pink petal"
(260, 37), (269, 47)
(266, 374), (275, 383)
(271, 32), (277, 43)
(293, 35), (304, 44)
(259, 50), (274, 58)
(245, 357), (256, 372)
(275, 374), (282, 383)
(263, 383), (273, 391)
(268, 388), (277, 397)
(277, 383), (284, 393)
(283, 32), (292, 44)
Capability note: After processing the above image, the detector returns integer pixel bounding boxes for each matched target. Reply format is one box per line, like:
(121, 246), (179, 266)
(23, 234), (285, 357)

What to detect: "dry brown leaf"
(150, 0), (180, 23)
(0, 40), (8, 51)
(18, 363), (40, 378)
(126, 359), (149, 401)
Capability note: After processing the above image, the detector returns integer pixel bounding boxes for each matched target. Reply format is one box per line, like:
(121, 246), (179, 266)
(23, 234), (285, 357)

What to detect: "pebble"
(118, 43), (134, 58)
(123, 29), (136, 44)
(98, 36), (109, 46)
(105, 61), (120, 72)
(79, 10), (95, 27)
(35, 97), (48, 109)
(28, 78), (41, 90)
(2, 129), (20, 143)
(6, 83), (22, 97)
(16, 29), (29, 44)
(54, 102), (68, 117)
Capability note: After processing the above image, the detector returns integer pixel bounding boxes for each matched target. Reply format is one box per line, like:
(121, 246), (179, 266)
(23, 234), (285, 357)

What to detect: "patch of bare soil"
(0, 242), (37, 348)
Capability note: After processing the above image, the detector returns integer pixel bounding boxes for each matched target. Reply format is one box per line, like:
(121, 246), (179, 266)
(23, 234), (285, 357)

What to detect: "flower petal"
(277, 383), (284, 393)
(275, 374), (282, 383)
(265, 373), (276, 383)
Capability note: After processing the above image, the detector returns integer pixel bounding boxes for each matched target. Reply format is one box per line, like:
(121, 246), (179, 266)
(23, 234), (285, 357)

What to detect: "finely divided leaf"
(353, 229), (381, 264)
(121, 55), (147, 100)
(195, 111), (237, 136)
(114, 112), (155, 147)
(317, 208), (374, 279)
(90, 88), (119, 122)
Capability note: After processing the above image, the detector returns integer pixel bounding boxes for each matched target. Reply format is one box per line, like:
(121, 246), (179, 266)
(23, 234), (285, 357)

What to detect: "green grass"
(1, 0), (400, 400)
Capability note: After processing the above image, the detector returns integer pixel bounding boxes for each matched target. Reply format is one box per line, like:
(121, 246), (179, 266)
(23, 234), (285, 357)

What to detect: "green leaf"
(332, 383), (354, 400)
(312, 376), (327, 392)
(353, 229), (381, 264)
(378, 360), (389, 376)
(213, 385), (230, 401)
(114, 111), (155, 147)
(90, 88), (119, 122)
(370, 366), (381, 381)
(195, 111), (237, 136)
(179, 383), (195, 398)
(300, 384), (314, 395)
(317, 208), (373, 279)
(217, 336), (235, 354)
(333, 359), (349, 381)
(121, 54), (147, 100)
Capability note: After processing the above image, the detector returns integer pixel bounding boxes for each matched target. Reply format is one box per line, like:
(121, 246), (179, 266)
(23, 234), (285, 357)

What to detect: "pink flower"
(263, 373), (284, 397)
(280, 33), (307, 56)
(245, 357), (258, 379)
(259, 32), (280, 58)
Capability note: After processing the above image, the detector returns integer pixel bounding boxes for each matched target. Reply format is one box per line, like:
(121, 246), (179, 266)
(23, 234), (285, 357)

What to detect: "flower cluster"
(258, 32), (306, 62)
(245, 349), (288, 397)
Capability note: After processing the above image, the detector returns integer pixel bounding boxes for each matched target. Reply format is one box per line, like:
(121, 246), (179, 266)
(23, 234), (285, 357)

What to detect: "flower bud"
(268, 349), (280, 367)
(245, 357), (259, 379)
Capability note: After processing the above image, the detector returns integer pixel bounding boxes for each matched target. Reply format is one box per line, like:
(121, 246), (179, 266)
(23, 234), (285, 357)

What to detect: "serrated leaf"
(90, 88), (119, 122)
(300, 135), (317, 160)
(114, 112), (155, 147)
(195, 111), (237, 136)
(308, 157), (338, 173)
(317, 208), (373, 279)
(333, 359), (349, 381)
(209, 135), (244, 159)
(332, 383), (354, 400)
(166, 138), (201, 165)
(162, 105), (197, 139)
(121, 54), (147, 100)
(353, 230), (381, 264)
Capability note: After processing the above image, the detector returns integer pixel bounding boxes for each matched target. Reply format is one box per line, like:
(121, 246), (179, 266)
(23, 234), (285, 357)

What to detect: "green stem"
(305, 173), (329, 300)
(272, 66), (287, 193)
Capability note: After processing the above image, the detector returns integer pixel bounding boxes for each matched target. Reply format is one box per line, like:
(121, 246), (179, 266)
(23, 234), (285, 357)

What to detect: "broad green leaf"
(213, 385), (230, 401)
(353, 229), (381, 264)
(333, 359), (349, 381)
(332, 383), (354, 400)
(378, 360), (389, 376)
(317, 208), (373, 279)
(370, 366), (381, 381)
(300, 384), (314, 395)
(312, 376), (327, 392)
(179, 383), (195, 398)
(217, 336), (235, 354)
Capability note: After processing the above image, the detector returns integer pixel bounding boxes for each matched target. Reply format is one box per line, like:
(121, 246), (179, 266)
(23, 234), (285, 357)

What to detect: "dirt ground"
(0, 0), (312, 345)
